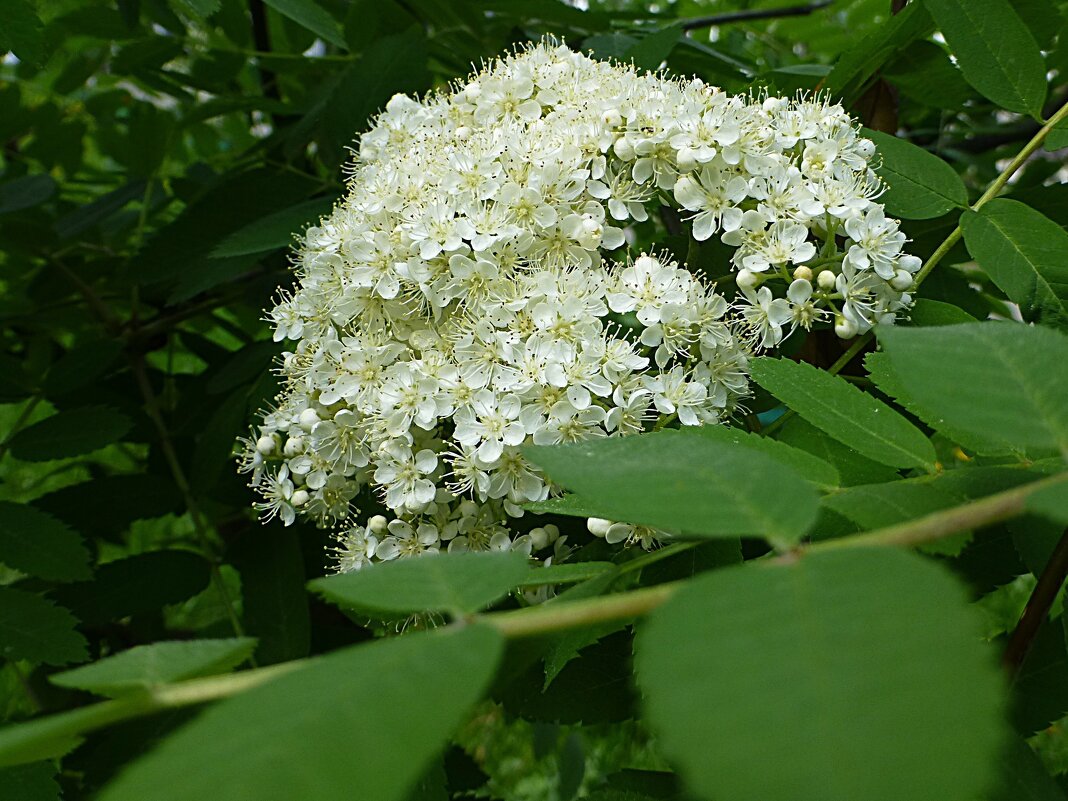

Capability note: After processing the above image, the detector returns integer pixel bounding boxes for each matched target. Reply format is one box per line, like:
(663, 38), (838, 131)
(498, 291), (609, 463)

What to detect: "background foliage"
(2, 0), (1068, 799)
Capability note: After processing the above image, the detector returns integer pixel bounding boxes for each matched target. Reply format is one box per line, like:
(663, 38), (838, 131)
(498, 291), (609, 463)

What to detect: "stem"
(1003, 527), (1068, 677)
(913, 98), (1068, 287)
(0, 662), (302, 767)
(680, 0), (832, 30)
(130, 355), (250, 649)
(484, 582), (679, 639)
(810, 472), (1068, 552)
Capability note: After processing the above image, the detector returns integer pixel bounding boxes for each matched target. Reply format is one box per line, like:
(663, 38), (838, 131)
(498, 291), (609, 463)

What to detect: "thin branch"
(810, 472), (1068, 552)
(680, 0), (833, 30)
(1003, 527), (1068, 676)
(129, 354), (250, 650)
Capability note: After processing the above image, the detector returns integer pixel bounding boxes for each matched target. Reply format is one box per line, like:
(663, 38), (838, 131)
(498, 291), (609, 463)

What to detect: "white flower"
(240, 40), (914, 568)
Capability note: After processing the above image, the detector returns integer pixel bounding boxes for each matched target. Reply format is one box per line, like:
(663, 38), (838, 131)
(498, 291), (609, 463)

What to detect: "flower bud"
(792, 265), (813, 282)
(529, 527), (549, 550)
(298, 408), (320, 431)
(817, 269), (837, 291)
(283, 436), (304, 457)
(613, 137), (635, 161)
(367, 514), (388, 534)
(890, 269), (913, 291)
(255, 435), (276, 455)
(543, 524), (560, 543)
(602, 108), (622, 128)
(290, 489), (310, 507)
(834, 315), (858, 339)
(736, 269), (759, 291)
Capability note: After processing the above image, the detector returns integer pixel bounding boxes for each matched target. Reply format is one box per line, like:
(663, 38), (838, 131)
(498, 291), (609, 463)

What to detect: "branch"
(680, 0), (833, 30)
(1003, 527), (1068, 676)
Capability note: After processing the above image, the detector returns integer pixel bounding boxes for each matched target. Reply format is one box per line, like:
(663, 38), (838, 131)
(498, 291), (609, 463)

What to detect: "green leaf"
(519, 562), (615, 588)
(0, 175), (55, 214)
(311, 552), (531, 618)
(906, 298), (978, 327)
(824, 2), (934, 101)
(1046, 117), (1068, 152)
(98, 626), (503, 801)
(7, 407), (132, 462)
(0, 762), (61, 801)
(262, 0), (346, 48)
(988, 736), (1068, 801)
(865, 129), (968, 219)
(0, 589), (87, 666)
(922, 0), (1046, 116)
(1026, 481), (1068, 525)
(624, 25), (681, 71)
(525, 429), (819, 547)
(962, 199), (1068, 329)
(210, 196), (337, 258)
(774, 416), (898, 487)
(749, 357), (937, 471)
(636, 548), (1006, 801)
(0, 502), (91, 582)
(50, 638), (257, 697)
(52, 551), (212, 626)
(692, 424), (839, 490)
(877, 322), (1068, 454)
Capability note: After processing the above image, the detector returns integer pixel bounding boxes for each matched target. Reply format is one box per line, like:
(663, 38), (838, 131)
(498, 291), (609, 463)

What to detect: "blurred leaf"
(749, 357), (937, 471)
(0, 589), (87, 666)
(0, 502), (91, 582)
(171, 0), (221, 19)
(53, 179), (150, 240)
(884, 41), (974, 110)
(962, 199), (1068, 330)
(51, 638), (257, 697)
(42, 339), (124, 398)
(923, 0), (1046, 116)
(866, 129), (968, 219)
(53, 550), (212, 626)
(311, 552), (531, 618)
(210, 196), (336, 258)
(625, 25), (681, 71)
(1026, 482), (1068, 525)
(263, 0), (346, 49)
(526, 429), (819, 546)
(636, 548), (1005, 801)
(0, 0), (44, 66)
(97, 626), (503, 801)
(0, 175), (55, 215)
(231, 528), (310, 665)
(322, 28), (429, 163)
(7, 407), (132, 462)
(0, 762), (60, 801)
(824, 2), (933, 101)
(877, 322), (1068, 454)
(773, 416), (899, 487)
(987, 736), (1067, 801)
(33, 474), (184, 542)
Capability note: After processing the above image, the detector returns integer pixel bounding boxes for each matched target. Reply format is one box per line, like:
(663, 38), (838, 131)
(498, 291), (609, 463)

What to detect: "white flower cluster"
(238, 41), (916, 569)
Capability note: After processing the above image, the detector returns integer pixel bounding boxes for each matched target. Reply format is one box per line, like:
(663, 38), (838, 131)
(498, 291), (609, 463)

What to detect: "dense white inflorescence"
(238, 41), (917, 570)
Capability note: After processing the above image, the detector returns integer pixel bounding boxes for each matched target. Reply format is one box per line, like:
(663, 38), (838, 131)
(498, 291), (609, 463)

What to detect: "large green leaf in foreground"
(877, 322), (1068, 454)
(100, 625), (502, 801)
(525, 429), (818, 546)
(636, 548), (1005, 801)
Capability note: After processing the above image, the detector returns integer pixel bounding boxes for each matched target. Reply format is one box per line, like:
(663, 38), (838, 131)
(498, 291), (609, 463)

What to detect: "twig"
(680, 0), (833, 30)
(1003, 527), (1068, 676)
